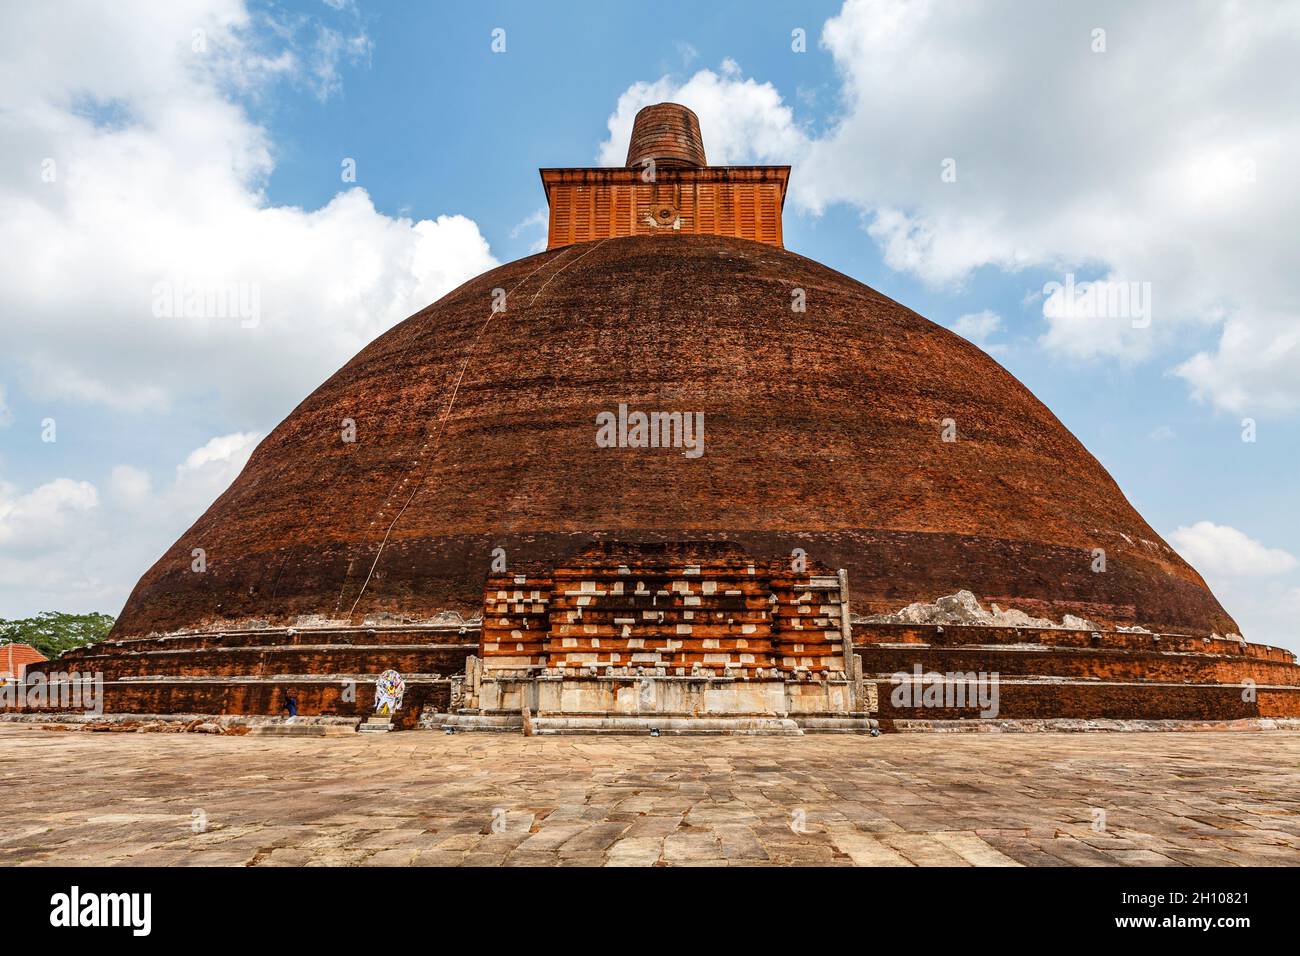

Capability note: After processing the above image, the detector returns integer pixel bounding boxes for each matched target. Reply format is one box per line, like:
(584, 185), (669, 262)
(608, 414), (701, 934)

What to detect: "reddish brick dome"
(113, 234), (1237, 638)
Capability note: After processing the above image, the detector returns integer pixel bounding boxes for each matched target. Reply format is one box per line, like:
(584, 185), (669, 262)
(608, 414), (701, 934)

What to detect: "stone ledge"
(887, 717), (1300, 733)
(0, 712), (361, 732)
(527, 715), (804, 736)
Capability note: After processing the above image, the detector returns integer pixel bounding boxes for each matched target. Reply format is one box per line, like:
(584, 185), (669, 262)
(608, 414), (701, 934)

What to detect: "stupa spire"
(625, 102), (707, 169)
(540, 101), (790, 250)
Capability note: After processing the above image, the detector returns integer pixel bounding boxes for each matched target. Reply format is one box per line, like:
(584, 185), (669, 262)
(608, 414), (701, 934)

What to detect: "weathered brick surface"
(858, 622), (1290, 660)
(625, 103), (707, 168)
(108, 235), (1239, 640)
(875, 681), (1300, 721)
(483, 541), (846, 677)
(62, 627), (473, 658)
(31, 611), (1299, 721)
(22, 623), (468, 719)
(858, 646), (1300, 685)
(14, 678), (451, 719)
(65, 645), (472, 680)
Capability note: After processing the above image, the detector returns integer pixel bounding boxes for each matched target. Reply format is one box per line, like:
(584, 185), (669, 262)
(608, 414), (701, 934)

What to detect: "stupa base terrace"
(16, 543), (1300, 734)
(441, 542), (873, 736)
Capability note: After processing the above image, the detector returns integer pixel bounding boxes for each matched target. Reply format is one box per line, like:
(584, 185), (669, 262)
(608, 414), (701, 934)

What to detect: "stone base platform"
(0, 712), (362, 734)
(248, 721), (359, 737)
(453, 671), (873, 735)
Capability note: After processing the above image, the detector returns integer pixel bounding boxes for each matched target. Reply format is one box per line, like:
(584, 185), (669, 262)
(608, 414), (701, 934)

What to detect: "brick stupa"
(29, 103), (1300, 731)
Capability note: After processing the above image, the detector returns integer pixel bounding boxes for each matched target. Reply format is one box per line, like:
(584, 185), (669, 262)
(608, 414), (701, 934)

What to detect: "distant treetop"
(0, 611), (115, 659)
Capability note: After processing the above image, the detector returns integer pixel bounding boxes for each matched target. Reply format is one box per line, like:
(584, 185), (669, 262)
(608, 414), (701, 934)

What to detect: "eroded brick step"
(855, 623), (1293, 661)
(18, 677), (452, 721)
(858, 645), (1300, 686)
(874, 680), (1300, 721)
(60, 644), (474, 680)
(57, 625), (478, 657)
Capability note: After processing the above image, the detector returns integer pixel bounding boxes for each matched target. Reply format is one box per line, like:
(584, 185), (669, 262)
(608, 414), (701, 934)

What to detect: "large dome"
(114, 233), (1236, 638)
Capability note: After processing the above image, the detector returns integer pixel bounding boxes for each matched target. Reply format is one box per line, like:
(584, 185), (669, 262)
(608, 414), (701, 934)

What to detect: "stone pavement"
(1, 726), (1297, 866)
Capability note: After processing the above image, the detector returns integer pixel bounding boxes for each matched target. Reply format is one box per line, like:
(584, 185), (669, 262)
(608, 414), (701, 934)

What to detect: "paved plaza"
(1, 726), (1297, 866)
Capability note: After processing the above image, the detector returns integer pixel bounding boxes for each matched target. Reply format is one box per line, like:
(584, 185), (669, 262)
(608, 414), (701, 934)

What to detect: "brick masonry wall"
(108, 236), (1240, 640)
(875, 681), (1300, 721)
(16, 679), (451, 719)
(61, 645), (474, 680)
(857, 646), (1300, 686)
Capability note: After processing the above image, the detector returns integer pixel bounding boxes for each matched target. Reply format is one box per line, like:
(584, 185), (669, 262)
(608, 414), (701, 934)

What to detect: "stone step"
(248, 722), (358, 737)
(527, 715), (804, 736)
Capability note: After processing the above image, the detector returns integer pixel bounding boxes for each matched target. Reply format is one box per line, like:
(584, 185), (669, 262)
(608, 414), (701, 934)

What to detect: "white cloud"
(108, 464), (152, 508)
(0, 1), (496, 424)
(809, 0), (1300, 410)
(0, 430), (259, 615)
(179, 431), (258, 474)
(510, 207), (550, 254)
(0, 477), (99, 552)
(1176, 315), (1300, 415)
(601, 1), (1300, 414)
(302, 22), (372, 101)
(950, 310), (1002, 345)
(1210, 580), (1300, 650)
(596, 58), (807, 167)
(1170, 521), (1297, 577)
(170, 431), (260, 516)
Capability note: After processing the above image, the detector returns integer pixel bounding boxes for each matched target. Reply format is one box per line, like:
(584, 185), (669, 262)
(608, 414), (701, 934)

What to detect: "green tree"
(0, 612), (115, 659)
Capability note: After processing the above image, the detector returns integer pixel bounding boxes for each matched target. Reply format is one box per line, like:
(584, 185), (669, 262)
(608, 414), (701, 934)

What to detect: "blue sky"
(1, 0), (1297, 651)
